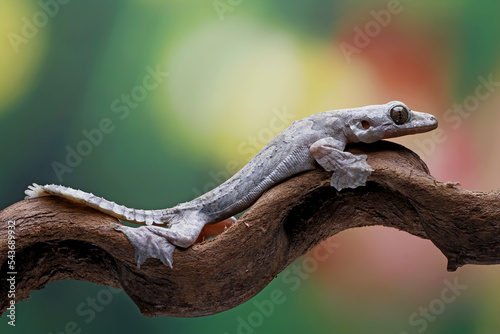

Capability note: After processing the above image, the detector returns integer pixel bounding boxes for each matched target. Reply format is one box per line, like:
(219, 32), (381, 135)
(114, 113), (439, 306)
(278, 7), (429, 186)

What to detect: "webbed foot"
(113, 224), (176, 268)
(112, 212), (207, 268)
(310, 137), (374, 191)
(330, 154), (373, 191)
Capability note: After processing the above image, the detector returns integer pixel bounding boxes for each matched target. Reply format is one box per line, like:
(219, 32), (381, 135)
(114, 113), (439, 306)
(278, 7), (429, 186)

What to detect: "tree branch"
(2, 141), (500, 317)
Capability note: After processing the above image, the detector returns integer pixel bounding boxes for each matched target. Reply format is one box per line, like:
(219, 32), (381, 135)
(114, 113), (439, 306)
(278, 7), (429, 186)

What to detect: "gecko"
(24, 101), (438, 268)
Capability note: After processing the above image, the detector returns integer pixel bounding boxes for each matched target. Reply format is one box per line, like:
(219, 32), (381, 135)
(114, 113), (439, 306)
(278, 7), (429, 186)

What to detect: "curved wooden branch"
(2, 141), (500, 317)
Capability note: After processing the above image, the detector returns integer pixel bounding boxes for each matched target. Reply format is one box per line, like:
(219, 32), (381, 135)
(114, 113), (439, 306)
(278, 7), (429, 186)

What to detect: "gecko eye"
(390, 105), (410, 125)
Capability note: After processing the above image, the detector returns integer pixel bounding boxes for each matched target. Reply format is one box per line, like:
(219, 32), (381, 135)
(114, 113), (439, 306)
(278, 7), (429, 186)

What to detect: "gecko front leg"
(310, 137), (374, 191)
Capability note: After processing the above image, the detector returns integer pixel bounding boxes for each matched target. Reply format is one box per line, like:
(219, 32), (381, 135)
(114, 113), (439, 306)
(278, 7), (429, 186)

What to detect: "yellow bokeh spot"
(296, 43), (380, 114)
(0, 0), (47, 116)
(156, 19), (379, 164)
(162, 20), (304, 162)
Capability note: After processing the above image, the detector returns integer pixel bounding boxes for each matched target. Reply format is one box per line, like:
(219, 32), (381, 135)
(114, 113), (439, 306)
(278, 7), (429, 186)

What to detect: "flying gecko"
(24, 101), (438, 268)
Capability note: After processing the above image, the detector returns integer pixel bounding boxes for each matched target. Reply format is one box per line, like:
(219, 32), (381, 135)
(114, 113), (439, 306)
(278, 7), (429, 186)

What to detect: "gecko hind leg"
(113, 224), (177, 268)
(113, 212), (207, 268)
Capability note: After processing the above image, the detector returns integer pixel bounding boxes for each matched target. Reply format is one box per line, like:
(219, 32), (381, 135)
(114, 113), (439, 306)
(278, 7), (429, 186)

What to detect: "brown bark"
(2, 141), (500, 317)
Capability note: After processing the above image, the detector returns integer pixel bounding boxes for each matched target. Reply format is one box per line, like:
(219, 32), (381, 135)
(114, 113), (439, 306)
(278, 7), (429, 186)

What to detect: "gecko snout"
(428, 115), (438, 128)
(411, 110), (438, 130)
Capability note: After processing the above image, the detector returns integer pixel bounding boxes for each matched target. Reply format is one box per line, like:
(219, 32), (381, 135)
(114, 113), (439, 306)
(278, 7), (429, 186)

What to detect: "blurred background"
(1, 0), (500, 333)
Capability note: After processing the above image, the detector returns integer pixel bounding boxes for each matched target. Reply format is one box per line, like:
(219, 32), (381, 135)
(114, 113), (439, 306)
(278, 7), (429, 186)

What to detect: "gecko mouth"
(383, 122), (438, 139)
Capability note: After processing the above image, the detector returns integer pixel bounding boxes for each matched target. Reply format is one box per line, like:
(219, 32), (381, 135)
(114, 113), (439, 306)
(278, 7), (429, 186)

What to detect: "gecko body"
(25, 101), (438, 267)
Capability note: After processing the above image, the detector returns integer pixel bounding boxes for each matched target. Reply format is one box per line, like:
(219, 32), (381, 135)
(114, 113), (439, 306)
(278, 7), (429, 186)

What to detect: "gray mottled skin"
(25, 101), (438, 268)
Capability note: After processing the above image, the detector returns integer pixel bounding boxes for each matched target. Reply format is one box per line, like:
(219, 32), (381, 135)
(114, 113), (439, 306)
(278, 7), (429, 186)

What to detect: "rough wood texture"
(2, 141), (500, 317)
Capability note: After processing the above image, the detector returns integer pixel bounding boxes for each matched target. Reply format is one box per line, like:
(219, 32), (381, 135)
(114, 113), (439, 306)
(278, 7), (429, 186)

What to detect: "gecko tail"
(24, 183), (173, 226)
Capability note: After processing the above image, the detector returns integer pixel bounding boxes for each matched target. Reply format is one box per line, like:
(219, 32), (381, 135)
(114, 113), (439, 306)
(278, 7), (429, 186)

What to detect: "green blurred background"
(2, 0), (500, 333)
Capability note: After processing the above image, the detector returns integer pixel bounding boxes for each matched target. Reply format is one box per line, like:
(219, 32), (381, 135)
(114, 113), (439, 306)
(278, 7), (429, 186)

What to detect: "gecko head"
(344, 101), (438, 143)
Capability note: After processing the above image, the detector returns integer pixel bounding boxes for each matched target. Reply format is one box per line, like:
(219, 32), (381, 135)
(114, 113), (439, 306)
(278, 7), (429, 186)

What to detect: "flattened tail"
(24, 183), (173, 226)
